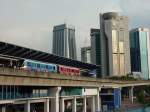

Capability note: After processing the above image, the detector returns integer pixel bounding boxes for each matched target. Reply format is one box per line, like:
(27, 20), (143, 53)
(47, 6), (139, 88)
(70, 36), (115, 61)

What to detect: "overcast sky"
(0, 0), (150, 60)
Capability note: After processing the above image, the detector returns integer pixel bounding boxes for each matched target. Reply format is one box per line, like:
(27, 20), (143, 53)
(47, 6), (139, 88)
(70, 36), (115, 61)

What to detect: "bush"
(109, 75), (137, 81)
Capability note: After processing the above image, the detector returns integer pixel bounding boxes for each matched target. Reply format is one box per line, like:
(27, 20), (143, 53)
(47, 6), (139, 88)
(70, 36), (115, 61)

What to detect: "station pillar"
(1, 106), (6, 112)
(119, 87), (122, 106)
(83, 96), (87, 112)
(25, 100), (30, 112)
(95, 87), (101, 112)
(50, 87), (61, 112)
(60, 98), (65, 112)
(44, 98), (50, 112)
(129, 86), (134, 103)
(91, 96), (95, 112)
(72, 97), (76, 112)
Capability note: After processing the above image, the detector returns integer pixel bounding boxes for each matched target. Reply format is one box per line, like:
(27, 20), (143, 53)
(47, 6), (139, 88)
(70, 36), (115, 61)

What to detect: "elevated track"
(0, 68), (150, 88)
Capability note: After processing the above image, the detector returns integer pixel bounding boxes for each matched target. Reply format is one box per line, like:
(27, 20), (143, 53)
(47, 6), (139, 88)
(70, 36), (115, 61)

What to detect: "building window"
(119, 42), (124, 53)
(120, 54), (125, 75)
(113, 54), (119, 75)
(112, 30), (118, 53)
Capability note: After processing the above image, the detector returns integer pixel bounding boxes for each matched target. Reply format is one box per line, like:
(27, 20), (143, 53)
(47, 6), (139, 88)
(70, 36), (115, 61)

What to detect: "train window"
(53, 66), (55, 70)
(48, 65), (51, 70)
(61, 67), (63, 71)
(40, 64), (43, 69)
(42, 64), (45, 69)
(48, 65), (51, 69)
(33, 63), (36, 68)
(27, 62), (31, 67)
(75, 70), (77, 73)
(46, 65), (48, 69)
(68, 68), (70, 72)
(37, 64), (40, 68)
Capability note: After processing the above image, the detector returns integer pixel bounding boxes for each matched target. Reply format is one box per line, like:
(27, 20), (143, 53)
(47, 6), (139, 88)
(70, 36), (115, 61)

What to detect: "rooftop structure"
(0, 41), (99, 70)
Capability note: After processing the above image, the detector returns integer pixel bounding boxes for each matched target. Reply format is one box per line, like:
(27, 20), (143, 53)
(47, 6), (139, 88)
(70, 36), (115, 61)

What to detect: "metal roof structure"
(0, 41), (100, 70)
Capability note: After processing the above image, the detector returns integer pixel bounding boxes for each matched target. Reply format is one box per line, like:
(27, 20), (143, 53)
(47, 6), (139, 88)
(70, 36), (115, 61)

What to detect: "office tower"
(81, 46), (91, 63)
(90, 29), (101, 77)
(100, 12), (131, 77)
(90, 29), (101, 65)
(52, 24), (77, 59)
(130, 28), (150, 80)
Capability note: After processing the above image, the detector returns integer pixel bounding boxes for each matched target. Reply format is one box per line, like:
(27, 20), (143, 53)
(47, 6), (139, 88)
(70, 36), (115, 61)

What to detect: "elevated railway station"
(0, 41), (150, 112)
(0, 41), (99, 70)
(0, 67), (149, 112)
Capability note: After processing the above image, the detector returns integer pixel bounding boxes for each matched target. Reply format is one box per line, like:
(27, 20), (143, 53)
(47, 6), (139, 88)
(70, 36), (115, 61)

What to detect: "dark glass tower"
(90, 28), (102, 77)
(52, 24), (77, 60)
(130, 28), (150, 80)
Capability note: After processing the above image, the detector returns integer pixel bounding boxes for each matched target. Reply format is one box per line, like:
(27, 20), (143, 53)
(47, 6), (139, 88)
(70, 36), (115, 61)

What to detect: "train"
(22, 59), (80, 76)
(0, 54), (98, 76)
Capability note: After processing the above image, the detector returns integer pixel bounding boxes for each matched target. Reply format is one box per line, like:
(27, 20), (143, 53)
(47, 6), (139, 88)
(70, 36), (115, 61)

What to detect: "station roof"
(0, 41), (99, 70)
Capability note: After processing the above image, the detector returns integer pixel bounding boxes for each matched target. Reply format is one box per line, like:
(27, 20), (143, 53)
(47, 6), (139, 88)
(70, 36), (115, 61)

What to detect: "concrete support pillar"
(50, 87), (61, 112)
(91, 96), (95, 112)
(60, 98), (65, 112)
(119, 87), (122, 106)
(44, 98), (49, 112)
(83, 96), (87, 112)
(129, 86), (134, 103)
(95, 88), (101, 112)
(72, 97), (76, 112)
(2, 106), (6, 112)
(25, 100), (30, 112)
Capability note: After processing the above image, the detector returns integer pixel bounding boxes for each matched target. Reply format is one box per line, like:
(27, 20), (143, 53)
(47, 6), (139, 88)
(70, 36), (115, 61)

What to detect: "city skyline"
(0, 0), (150, 60)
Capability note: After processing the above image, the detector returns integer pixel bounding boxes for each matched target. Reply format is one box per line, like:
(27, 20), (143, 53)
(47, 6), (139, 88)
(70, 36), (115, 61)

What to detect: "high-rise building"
(81, 46), (91, 63)
(91, 29), (100, 65)
(130, 28), (150, 80)
(90, 29), (101, 77)
(52, 24), (77, 59)
(100, 12), (131, 77)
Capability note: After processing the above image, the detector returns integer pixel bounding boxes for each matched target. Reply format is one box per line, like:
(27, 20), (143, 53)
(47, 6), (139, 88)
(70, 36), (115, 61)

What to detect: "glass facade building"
(100, 12), (131, 77)
(130, 28), (150, 80)
(0, 85), (49, 100)
(81, 46), (91, 63)
(90, 29), (101, 77)
(52, 24), (77, 60)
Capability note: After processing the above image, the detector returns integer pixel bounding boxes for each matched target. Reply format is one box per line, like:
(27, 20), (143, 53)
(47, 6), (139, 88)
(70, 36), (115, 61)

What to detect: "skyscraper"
(90, 29), (101, 77)
(91, 29), (101, 65)
(130, 28), (150, 80)
(100, 12), (131, 77)
(52, 24), (77, 59)
(81, 46), (91, 63)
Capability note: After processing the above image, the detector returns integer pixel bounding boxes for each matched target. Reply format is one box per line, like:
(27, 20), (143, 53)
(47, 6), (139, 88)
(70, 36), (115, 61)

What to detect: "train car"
(22, 60), (57, 73)
(58, 65), (80, 76)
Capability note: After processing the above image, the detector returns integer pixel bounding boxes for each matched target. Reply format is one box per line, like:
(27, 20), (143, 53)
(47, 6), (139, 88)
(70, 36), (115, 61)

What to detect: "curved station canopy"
(0, 41), (99, 70)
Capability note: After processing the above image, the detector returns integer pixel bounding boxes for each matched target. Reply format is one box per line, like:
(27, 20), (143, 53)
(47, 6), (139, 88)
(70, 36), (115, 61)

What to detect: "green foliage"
(109, 75), (137, 81)
(137, 89), (145, 104)
(136, 86), (150, 105)
(145, 85), (150, 95)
